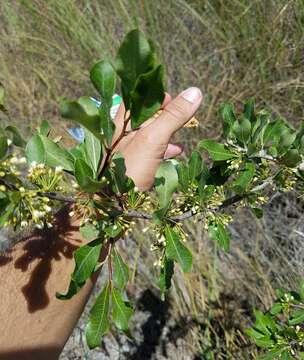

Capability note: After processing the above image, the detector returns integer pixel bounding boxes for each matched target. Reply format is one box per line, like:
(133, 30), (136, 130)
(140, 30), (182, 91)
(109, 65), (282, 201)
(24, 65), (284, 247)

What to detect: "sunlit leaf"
(165, 226), (192, 272)
(86, 283), (110, 349)
(200, 140), (238, 161)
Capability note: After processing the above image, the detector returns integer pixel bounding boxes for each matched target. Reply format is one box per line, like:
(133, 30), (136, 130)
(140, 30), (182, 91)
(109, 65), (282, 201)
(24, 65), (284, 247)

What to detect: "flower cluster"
(27, 162), (64, 191)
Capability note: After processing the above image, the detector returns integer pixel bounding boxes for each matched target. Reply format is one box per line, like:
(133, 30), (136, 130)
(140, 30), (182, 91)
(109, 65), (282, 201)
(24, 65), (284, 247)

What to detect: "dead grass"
(1, 1), (304, 358)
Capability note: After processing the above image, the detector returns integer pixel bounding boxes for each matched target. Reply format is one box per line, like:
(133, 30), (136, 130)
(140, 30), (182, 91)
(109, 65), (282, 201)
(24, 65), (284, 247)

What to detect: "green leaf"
(26, 134), (74, 171)
(104, 223), (123, 238)
(281, 149), (301, 168)
(270, 302), (283, 315)
(233, 162), (255, 193)
(38, 120), (50, 136)
(232, 115), (251, 145)
(258, 347), (287, 360)
(86, 283), (110, 349)
(99, 106), (115, 148)
(40, 135), (74, 171)
(56, 239), (102, 300)
(251, 207), (264, 219)
(155, 160), (178, 211)
(208, 223), (230, 251)
(289, 309), (304, 325)
(5, 126), (26, 147)
(0, 136), (8, 159)
(255, 336), (275, 349)
(277, 130), (296, 155)
(130, 64), (165, 128)
(188, 150), (203, 182)
(113, 248), (129, 289)
(254, 310), (276, 335)
(112, 288), (133, 332)
(262, 119), (287, 146)
(90, 60), (116, 103)
(245, 327), (265, 340)
(109, 152), (134, 195)
(158, 256), (174, 297)
(165, 226), (192, 272)
(244, 99), (256, 122)
(115, 29), (155, 108)
(80, 223), (100, 241)
(74, 158), (103, 193)
(176, 163), (189, 191)
(220, 103), (236, 137)
(25, 133), (45, 164)
(60, 97), (103, 140)
(199, 140), (238, 161)
(84, 128), (102, 175)
(0, 201), (16, 227)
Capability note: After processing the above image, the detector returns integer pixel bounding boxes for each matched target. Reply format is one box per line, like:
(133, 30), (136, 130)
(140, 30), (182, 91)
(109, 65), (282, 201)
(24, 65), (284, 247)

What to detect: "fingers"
(164, 143), (184, 159)
(147, 87), (202, 142)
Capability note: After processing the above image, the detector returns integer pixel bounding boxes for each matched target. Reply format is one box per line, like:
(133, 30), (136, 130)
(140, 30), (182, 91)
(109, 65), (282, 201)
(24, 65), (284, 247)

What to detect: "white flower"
(30, 161), (37, 168)
(19, 157), (27, 164)
(33, 210), (44, 219)
(21, 220), (28, 228)
(7, 139), (12, 146)
(69, 211), (75, 217)
(43, 205), (52, 213)
(35, 223), (44, 229)
(10, 157), (19, 164)
(55, 166), (63, 173)
(19, 187), (25, 192)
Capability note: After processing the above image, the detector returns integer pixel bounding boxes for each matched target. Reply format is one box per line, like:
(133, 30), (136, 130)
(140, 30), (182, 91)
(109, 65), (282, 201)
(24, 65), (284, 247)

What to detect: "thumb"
(147, 87), (202, 142)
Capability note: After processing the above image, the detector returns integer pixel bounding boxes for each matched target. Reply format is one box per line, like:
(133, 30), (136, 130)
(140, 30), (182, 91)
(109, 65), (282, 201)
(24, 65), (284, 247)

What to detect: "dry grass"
(1, 1), (304, 358)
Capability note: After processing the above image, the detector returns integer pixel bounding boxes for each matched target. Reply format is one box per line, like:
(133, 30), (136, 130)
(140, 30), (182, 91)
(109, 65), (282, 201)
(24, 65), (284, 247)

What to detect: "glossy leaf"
(99, 106), (115, 148)
(74, 158), (103, 193)
(232, 116), (251, 145)
(113, 248), (129, 289)
(115, 29), (155, 108)
(220, 103), (236, 136)
(244, 99), (256, 122)
(84, 128), (102, 175)
(112, 288), (133, 331)
(40, 135), (74, 171)
(90, 60), (116, 103)
(130, 64), (165, 128)
(56, 239), (102, 300)
(188, 150), (203, 182)
(60, 97), (103, 140)
(155, 160), (178, 211)
(158, 256), (174, 297)
(165, 226), (192, 272)
(86, 283), (111, 349)
(233, 162), (255, 193)
(25, 133), (45, 164)
(200, 140), (238, 161)
(39, 120), (50, 136)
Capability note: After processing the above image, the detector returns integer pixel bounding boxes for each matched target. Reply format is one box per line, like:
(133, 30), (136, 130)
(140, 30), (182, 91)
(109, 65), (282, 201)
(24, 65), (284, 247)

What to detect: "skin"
(0, 87), (202, 359)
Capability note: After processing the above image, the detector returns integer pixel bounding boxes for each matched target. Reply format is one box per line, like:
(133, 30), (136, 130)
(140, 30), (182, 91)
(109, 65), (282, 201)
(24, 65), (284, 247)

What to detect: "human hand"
(114, 87), (203, 190)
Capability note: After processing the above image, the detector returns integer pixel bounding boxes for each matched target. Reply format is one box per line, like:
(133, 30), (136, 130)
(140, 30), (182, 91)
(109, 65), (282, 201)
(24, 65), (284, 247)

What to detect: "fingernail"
(180, 87), (202, 103)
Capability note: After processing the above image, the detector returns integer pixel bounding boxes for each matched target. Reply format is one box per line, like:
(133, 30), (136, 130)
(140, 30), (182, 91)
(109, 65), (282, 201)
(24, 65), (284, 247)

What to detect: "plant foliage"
(0, 29), (303, 351)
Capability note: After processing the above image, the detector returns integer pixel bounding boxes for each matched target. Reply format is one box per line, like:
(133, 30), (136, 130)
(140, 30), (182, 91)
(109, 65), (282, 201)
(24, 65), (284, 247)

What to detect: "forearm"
(0, 207), (96, 360)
